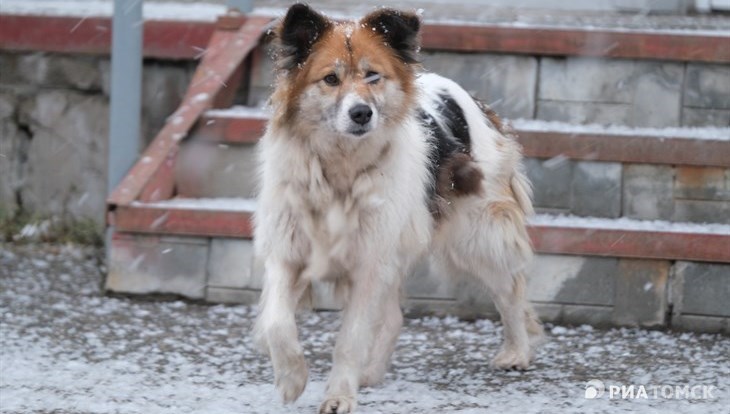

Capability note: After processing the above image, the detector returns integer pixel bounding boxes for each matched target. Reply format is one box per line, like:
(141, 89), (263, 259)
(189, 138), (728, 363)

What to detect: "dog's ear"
(275, 3), (332, 70)
(361, 8), (421, 64)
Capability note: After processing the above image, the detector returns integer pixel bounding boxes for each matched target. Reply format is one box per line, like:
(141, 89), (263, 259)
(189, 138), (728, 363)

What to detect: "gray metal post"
(108, 0), (143, 193)
(227, 0), (254, 12)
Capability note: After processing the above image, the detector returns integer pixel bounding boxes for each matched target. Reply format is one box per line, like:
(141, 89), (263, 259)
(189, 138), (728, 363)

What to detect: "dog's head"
(270, 4), (421, 138)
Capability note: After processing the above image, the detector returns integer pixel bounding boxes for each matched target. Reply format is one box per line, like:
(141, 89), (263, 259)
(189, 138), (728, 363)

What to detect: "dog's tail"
(510, 167), (534, 216)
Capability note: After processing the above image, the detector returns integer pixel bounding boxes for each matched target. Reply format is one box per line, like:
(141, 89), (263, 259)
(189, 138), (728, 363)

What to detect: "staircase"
(106, 10), (730, 333)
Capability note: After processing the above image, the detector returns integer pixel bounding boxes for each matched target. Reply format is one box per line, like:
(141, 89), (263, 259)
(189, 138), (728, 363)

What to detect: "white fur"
(254, 72), (543, 413)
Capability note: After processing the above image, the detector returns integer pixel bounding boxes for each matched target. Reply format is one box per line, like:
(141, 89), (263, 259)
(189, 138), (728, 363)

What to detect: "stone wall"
(0, 51), (195, 225)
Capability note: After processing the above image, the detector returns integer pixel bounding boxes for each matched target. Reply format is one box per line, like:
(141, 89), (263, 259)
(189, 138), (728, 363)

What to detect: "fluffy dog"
(253, 4), (543, 413)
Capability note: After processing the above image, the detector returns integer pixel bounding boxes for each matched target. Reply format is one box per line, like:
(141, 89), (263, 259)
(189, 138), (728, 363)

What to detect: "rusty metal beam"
(528, 225), (730, 263)
(421, 23), (730, 63)
(518, 130), (730, 168)
(112, 205), (253, 238)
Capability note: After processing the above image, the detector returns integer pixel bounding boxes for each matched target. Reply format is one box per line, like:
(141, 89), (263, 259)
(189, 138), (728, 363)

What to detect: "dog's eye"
(364, 71), (381, 84)
(323, 73), (340, 86)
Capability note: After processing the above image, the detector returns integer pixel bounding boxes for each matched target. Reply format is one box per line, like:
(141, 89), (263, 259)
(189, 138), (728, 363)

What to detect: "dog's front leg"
(254, 259), (309, 403)
(319, 268), (392, 414)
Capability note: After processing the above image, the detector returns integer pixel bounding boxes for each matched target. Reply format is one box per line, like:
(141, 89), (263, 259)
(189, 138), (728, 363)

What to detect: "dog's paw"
(319, 395), (356, 414)
(274, 355), (309, 403)
(491, 347), (530, 371)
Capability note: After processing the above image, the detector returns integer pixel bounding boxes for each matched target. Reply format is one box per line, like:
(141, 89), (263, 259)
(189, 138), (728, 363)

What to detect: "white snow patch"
(13, 219), (54, 241)
(132, 197), (257, 212)
(205, 106), (271, 120)
(191, 92), (210, 104)
(512, 119), (730, 141)
(529, 214), (730, 235)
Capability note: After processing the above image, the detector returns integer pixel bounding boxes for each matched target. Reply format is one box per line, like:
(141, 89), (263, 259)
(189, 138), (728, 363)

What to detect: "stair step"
(110, 197), (730, 263)
(195, 107), (730, 167)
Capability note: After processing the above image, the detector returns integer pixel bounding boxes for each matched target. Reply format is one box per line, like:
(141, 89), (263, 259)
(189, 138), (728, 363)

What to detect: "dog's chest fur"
(280, 133), (408, 281)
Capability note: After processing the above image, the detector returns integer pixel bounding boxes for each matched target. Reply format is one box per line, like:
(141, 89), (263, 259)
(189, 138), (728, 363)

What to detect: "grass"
(0, 208), (103, 246)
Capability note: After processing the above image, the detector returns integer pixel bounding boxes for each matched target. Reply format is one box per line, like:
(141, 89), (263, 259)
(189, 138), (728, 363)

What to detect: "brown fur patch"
(438, 152), (484, 197)
(431, 152), (484, 219)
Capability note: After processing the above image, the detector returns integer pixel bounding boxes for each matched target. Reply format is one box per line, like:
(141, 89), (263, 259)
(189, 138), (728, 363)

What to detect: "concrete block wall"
(683, 64), (730, 126)
(0, 51), (195, 224)
(176, 140), (259, 198)
(525, 160), (730, 223)
(537, 58), (685, 127)
(106, 233), (730, 333)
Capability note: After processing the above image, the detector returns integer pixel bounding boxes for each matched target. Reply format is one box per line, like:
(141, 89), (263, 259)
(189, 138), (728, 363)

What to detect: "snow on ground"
(1, 243), (728, 413)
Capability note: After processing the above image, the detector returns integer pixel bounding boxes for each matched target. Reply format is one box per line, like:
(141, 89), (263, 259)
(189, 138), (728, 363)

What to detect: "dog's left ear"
(361, 8), (421, 64)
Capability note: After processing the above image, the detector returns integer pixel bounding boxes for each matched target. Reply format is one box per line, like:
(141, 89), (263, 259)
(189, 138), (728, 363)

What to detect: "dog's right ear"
(275, 4), (332, 70)
(361, 8), (421, 64)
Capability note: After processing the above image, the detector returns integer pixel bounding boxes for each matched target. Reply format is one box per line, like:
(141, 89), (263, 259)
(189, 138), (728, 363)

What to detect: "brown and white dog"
(253, 4), (544, 413)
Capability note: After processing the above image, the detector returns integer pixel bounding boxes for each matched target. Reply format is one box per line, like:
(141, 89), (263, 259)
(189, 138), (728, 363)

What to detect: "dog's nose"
(349, 104), (373, 125)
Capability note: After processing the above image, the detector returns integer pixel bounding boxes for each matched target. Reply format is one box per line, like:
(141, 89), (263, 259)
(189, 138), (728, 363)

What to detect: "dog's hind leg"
(359, 286), (403, 387)
(253, 259), (309, 403)
(488, 271), (544, 370)
(437, 197), (543, 370)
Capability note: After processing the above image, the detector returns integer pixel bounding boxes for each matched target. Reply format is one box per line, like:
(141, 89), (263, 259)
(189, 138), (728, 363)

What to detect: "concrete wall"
(524, 161), (730, 223)
(0, 51), (195, 224)
(107, 234), (730, 333)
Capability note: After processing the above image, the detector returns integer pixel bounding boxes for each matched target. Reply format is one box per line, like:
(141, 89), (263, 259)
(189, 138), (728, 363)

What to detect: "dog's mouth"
(347, 127), (371, 137)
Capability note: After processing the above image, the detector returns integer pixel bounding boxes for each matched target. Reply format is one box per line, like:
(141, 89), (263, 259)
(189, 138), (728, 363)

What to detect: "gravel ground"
(1, 243), (728, 413)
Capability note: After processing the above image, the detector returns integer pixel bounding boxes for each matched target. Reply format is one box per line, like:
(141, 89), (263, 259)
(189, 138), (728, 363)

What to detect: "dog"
(253, 4), (544, 413)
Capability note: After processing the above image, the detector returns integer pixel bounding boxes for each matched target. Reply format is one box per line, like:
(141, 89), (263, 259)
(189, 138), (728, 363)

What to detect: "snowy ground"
(1, 244), (728, 414)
